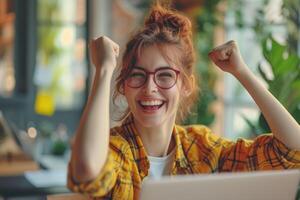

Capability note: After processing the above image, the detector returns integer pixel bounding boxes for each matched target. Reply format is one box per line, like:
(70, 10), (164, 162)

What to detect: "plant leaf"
(257, 63), (271, 84)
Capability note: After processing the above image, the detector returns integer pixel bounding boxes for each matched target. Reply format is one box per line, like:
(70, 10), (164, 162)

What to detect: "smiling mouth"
(138, 100), (165, 111)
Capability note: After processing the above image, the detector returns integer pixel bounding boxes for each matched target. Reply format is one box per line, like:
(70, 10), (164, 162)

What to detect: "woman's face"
(124, 45), (184, 127)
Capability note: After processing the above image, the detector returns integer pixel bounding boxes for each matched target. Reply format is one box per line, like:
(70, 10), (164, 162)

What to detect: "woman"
(68, 3), (300, 200)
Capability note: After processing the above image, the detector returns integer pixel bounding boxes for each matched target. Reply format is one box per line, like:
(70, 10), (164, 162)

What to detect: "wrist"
(93, 67), (114, 91)
(232, 63), (250, 79)
(95, 63), (115, 76)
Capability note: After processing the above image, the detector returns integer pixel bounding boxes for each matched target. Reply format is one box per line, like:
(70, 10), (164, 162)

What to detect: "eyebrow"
(132, 65), (173, 71)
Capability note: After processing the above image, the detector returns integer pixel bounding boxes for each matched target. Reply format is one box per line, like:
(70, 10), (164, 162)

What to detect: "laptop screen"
(140, 169), (300, 200)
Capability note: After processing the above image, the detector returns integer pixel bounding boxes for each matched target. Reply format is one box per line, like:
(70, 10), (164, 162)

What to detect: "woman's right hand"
(89, 36), (119, 72)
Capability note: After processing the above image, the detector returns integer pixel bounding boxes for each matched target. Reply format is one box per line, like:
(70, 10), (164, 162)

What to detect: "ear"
(182, 75), (195, 97)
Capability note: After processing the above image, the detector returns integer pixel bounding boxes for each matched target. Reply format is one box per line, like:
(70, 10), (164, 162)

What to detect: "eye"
(157, 70), (176, 79)
(158, 72), (173, 77)
(129, 72), (146, 78)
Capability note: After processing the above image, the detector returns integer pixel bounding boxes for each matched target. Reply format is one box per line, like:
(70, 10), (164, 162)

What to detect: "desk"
(0, 152), (39, 176)
(0, 174), (69, 199)
(0, 154), (70, 199)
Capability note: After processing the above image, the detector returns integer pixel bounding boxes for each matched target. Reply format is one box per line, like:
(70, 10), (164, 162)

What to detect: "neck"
(134, 115), (176, 157)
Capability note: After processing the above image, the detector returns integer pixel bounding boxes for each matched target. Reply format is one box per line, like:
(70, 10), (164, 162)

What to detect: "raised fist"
(208, 40), (246, 75)
(89, 36), (119, 71)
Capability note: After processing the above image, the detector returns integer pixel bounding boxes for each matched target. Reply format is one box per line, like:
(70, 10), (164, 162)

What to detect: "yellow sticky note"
(34, 90), (55, 116)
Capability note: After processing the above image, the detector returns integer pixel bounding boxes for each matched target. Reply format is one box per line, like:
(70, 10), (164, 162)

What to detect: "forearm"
(71, 65), (113, 182)
(233, 66), (300, 150)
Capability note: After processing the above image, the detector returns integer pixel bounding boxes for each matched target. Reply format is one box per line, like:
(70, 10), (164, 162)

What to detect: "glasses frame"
(125, 66), (181, 89)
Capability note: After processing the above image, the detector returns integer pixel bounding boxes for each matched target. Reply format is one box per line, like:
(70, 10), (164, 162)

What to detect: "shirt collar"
(121, 114), (189, 178)
(173, 125), (189, 169)
(122, 114), (149, 178)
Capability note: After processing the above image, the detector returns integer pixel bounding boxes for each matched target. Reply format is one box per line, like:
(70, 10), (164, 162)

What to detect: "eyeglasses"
(125, 66), (180, 89)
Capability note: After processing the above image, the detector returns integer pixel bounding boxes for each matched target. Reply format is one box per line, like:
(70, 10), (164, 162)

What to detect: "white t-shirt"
(147, 148), (176, 179)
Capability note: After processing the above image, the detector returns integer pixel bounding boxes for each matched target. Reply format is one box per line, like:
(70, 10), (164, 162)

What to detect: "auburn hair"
(113, 2), (199, 123)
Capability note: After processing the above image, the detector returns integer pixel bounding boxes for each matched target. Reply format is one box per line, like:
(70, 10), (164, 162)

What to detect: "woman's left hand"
(208, 40), (247, 76)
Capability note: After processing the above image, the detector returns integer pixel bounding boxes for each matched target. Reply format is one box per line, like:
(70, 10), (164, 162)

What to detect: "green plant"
(51, 139), (67, 156)
(244, 36), (300, 135)
(282, 0), (300, 53)
(183, 0), (224, 126)
(228, 0), (300, 135)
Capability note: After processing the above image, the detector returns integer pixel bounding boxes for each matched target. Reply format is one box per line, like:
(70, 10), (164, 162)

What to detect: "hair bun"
(144, 4), (192, 37)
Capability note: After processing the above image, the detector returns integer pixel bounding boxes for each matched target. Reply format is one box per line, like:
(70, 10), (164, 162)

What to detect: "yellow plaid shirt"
(68, 115), (300, 199)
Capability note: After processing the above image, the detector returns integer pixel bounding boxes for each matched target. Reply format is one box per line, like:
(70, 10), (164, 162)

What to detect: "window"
(224, 0), (290, 139)
(0, 0), (89, 137)
(35, 0), (88, 115)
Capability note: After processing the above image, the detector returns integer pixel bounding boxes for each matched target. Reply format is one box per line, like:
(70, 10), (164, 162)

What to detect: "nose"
(142, 74), (158, 93)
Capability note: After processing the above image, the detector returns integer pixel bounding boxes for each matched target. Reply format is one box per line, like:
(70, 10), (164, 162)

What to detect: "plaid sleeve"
(67, 149), (118, 197)
(218, 134), (300, 172)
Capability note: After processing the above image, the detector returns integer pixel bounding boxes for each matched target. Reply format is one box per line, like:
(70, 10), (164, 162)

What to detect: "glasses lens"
(126, 69), (146, 88)
(155, 69), (177, 88)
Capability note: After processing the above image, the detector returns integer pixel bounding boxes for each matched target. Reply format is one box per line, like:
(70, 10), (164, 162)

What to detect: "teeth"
(139, 100), (164, 106)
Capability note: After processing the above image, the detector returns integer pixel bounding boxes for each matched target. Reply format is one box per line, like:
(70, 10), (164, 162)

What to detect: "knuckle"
(99, 36), (106, 43)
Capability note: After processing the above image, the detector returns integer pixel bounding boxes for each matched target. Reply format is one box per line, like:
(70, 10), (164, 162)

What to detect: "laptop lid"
(140, 169), (300, 200)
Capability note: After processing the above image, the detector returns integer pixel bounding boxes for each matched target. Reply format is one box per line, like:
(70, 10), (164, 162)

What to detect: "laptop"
(0, 110), (33, 157)
(140, 169), (300, 200)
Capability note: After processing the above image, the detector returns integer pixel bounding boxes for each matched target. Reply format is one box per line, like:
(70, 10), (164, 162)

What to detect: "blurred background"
(0, 0), (299, 197)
